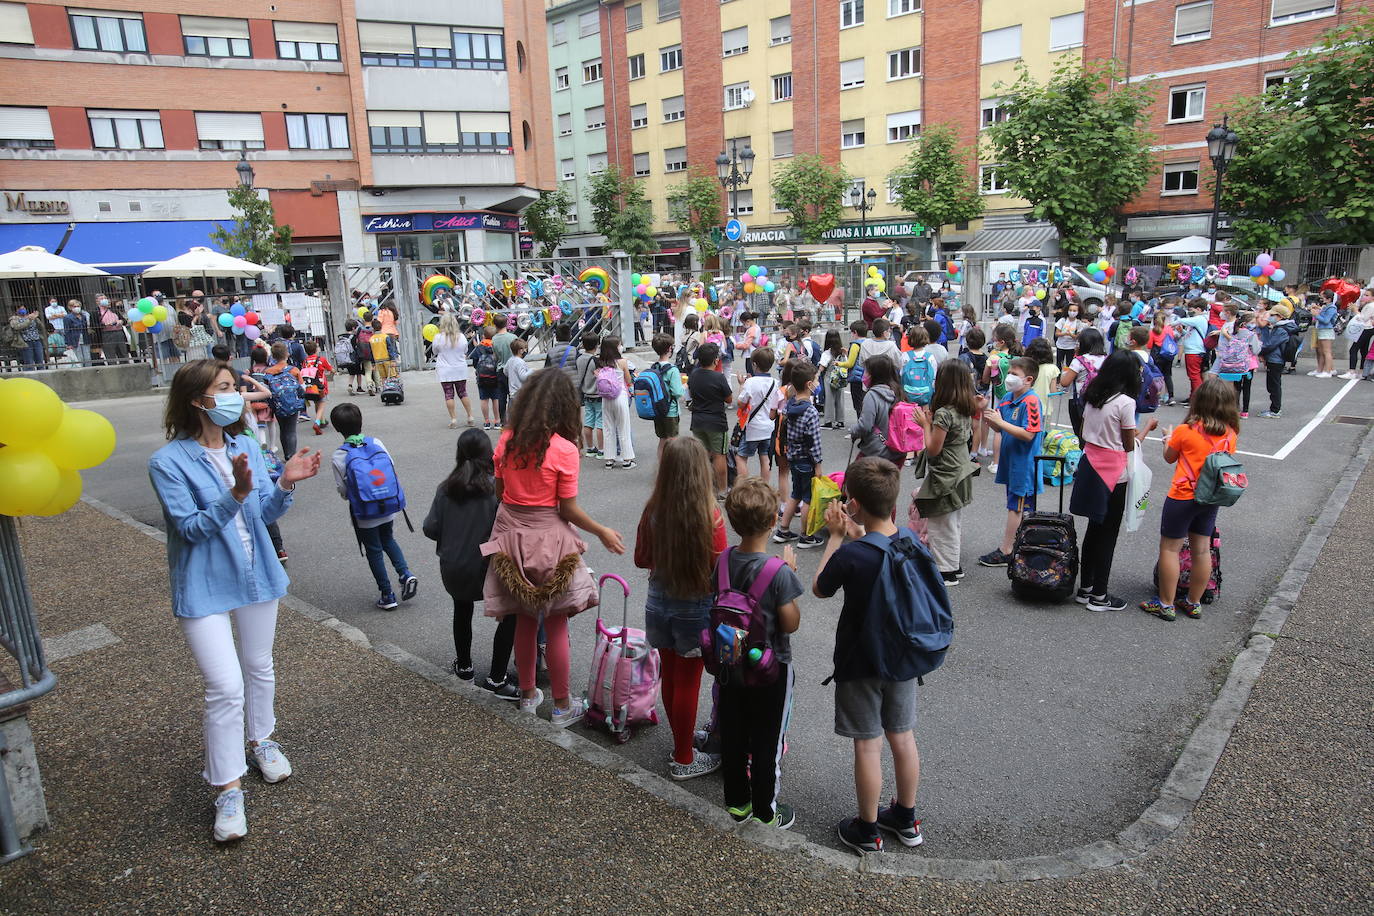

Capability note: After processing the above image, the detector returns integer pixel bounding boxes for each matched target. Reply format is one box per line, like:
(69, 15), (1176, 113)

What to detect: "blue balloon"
(231, 324), (245, 335)
(230, 304), (246, 317)
(147, 321), (163, 333)
(472, 280), (488, 297)
(1271, 268), (1286, 283)
(1092, 271), (1107, 283)
(1248, 265), (1263, 278)
(757, 266), (768, 277)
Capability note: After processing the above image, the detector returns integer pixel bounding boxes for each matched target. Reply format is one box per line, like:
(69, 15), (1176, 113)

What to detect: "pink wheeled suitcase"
(584, 574), (661, 742)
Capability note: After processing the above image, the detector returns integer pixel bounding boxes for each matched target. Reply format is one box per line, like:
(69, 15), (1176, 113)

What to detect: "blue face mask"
(199, 392), (245, 427)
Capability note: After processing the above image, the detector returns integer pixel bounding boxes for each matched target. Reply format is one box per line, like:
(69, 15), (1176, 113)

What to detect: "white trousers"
(179, 599), (279, 786)
(602, 391), (636, 462)
(925, 508), (963, 573)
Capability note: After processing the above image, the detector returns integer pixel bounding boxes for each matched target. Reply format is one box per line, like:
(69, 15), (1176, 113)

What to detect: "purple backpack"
(700, 548), (786, 687)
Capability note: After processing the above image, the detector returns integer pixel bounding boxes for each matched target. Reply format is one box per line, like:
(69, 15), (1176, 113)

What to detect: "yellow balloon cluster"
(422, 324), (438, 342)
(0, 378), (117, 517)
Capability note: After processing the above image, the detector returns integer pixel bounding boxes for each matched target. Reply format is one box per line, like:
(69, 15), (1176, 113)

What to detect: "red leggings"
(515, 614), (570, 699)
(659, 650), (705, 765)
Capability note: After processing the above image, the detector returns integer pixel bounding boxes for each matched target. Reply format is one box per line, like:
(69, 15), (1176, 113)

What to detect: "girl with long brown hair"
(634, 436), (727, 779)
(911, 360), (981, 583)
(481, 368), (625, 726)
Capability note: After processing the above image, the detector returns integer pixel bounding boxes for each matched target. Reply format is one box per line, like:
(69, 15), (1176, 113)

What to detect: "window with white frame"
(841, 118), (865, 148)
(772, 73), (793, 101)
(70, 10), (146, 52)
(0, 107), (54, 149)
(1269, 0), (1335, 24)
(558, 113), (572, 136)
(0, 2), (34, 45)
(274, 21), (339, 61)
(555, 67), (569, 90)
(889, 0), (919, 15)
(1049, 12), (1083, 50)
(88, 109), (163, 150)
(357, 23), (505, 69)
(628, 53), (645, 79)
(1162, 161), (1200, 195)
(770, 15), (791, 44)
(579, 10), (599, 37)
(625, 4), (643, 30)
(660, 43), (682, 71)
(885, 176), (907, 203)
(979, 164), (1010, 194)
(724, 82), (750, 110)
(734, 189), (754, 215)
(1174, 1), (1213, 42)
(1264, 70), (1293, 91)
(840, 0), (864, 28)
(564, 210), (579, 225)
(195, 111), (265, 150)
(722, 26), (748, 57)
(285, 113), (349, 149)
(582, 58), (602, 83)
(550, 19), (566, 44)
(888, 47), (921, 79)
(980, 25), (1020, 63)
(981, 98), (1009, 128)
(887, 109), (921, 142)
(840, 58), (865, 89)
(842, 178), (864, 207)
(181, 15), (250, 57)
(561, 158), (575, 180)
(633, 152), (650, 176)
(588, 152), (608, 173)
(584, 105), (605, 131)
(658, 0), (681, 22)
(625, 104), (645, 129)
(664, 146), (687, 172)
(773, 129), (793, 157)
(662, 95), (685, 122)
(1168, 84), (1206, 122)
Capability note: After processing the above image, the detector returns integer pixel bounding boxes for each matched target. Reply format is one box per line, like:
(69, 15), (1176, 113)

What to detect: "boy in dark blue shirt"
(978, 357), (1045, 566)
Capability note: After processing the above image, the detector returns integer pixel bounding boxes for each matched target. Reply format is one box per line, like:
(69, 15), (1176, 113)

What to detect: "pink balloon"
(740, 273), (751, 283)
(233, 315), (247, 327)
(244, 325), (261, 340)
(1261, 264), (1276, 277)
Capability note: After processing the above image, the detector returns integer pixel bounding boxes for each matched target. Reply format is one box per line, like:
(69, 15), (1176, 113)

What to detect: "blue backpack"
(1137, 355), (1166, 414)
(265, 370), (306, 419)
(632, 363), (673, 420)
(824, 528), (953, 685)
(900, 352), (937, 405)
(342, 437), (407, 522)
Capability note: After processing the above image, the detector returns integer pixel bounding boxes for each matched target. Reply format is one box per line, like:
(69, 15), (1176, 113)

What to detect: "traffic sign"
(724, 218), (745, 242)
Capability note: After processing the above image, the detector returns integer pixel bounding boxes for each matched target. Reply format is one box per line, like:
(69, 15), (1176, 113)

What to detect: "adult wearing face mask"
(64, 298), (90, 366)
(147, 358), (320, 843)
(9, 306), (45, 370)
(44, 297), (66, 335)
(96, 296), (130, 364)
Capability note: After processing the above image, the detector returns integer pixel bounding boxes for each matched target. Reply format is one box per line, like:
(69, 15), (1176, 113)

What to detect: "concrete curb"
(78, 419), (1374, 882)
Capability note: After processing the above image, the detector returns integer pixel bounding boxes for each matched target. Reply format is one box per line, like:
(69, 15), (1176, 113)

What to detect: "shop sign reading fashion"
(362, 212), (520, 233)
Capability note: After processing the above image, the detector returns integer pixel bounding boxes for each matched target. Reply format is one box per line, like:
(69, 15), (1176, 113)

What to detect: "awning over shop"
(652, 246), (689, 256)
(0, 221), (224, 274)
(958, 224), (1058, 258)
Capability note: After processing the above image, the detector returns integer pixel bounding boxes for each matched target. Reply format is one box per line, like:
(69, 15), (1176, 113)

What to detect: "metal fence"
(1126, 244), (1367, 291)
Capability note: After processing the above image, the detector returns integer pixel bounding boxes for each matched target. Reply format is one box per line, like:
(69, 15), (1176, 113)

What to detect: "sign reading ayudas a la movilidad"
(713, 219), (926, 246)
(3, 192), (70, 216)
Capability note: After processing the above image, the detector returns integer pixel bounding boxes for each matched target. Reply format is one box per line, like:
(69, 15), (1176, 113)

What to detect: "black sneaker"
(954, 567), (967, 579)
(1087, 593), (1128, 612)
(451, 660), (475, 680)
(400, 574), (419, 601)
(978, 548), (1011, 567)
(1074, 587), (1093, 605)
(756, 802), (795, 830)
(480, 676), (521, 700)
(941, 570), (959, 587)
(797, 533), (825, 549)
(772, 528), (799, 544)
(876, 802), (924, 847)
(836, 816), (883, 854)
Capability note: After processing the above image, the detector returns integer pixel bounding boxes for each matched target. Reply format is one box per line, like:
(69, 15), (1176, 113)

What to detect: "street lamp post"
(716, 138), (755, 280)
(850, 180), (878, 294)
(236, 150), (255, 188)
(1205, 115), (1238, 262)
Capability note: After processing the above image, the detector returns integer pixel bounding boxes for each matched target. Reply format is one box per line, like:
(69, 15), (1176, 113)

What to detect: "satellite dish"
(741, 88), (756, 104)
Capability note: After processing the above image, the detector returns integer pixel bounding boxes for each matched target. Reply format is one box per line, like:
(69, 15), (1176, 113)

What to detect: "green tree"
(666, 170), (723, 267)
(1220, 17), (1374, 249)
(585, 165), (656, 265)
(890, 125), (985, 267)
(771, 155), (850, 244)
(522, 187), (574, 258)
(209, 185), (293, 267)
(985, 59), (1155, 260)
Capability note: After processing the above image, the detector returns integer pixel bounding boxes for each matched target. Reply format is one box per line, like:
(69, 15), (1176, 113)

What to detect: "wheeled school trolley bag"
(1153, 527), (1222, 604)
(584, 574), (661, 743)
(1008, 455), (1079, 601)
(380, 375), (405, 404)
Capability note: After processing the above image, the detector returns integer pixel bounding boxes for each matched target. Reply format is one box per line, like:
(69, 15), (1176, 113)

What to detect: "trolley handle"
(1034, 454), (1069, 514)
(597, 573), (631, 633)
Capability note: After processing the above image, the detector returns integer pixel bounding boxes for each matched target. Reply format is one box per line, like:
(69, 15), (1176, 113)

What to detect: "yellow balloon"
(873, 279), (886, 292)
(695, 298), (708, 311)
(422, 324), (438, 342)
(867, 266), (879, 277)
(34, 469), (81, 517)
(152, 305), (169, 322)
(357, 307), (369, 318)
(41, 408), (117, 470)
(645, 286), (658, 298)
(0, 377), (64, 448)
(0, 447), (60, 517)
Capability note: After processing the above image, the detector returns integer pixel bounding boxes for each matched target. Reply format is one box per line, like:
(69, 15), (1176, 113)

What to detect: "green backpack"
(1181, 429), (1247, 507)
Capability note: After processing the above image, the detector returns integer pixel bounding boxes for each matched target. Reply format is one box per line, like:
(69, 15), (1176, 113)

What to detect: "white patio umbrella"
(142, 246), (269, 280)
(0, 245), (109, 279)
(1139, 235), (1229, 256)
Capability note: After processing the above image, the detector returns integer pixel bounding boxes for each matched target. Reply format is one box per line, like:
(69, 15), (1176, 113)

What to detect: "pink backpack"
(594, 364), (624, 399)
(585, 574), (661, 741)
(887, 401), (926, 454)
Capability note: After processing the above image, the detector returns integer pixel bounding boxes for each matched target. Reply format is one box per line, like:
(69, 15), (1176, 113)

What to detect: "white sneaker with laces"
(1339, 371), (1359, 380)
(1316, 372), (1333, 378)
(248, 739), (292, 783)
(1307, 369), (1320, 376)
(550, 697), (586, 729)
(213, 787), (247, 842)
(518, 688), (544, 714)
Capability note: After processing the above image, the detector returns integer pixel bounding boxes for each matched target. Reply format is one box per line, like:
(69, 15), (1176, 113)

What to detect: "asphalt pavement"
(72, 360), (1374, 859)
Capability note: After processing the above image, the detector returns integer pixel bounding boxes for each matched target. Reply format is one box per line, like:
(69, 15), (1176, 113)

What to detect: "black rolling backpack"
(1008, 456), (1079, 601)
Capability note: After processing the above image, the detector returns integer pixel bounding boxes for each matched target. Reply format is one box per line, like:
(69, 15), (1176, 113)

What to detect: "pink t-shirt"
(1081, 394), (1136, 488)
(494, 432), (580, 507)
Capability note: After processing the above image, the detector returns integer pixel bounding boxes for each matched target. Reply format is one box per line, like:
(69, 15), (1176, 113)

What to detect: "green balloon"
(748, 266), (760, 277)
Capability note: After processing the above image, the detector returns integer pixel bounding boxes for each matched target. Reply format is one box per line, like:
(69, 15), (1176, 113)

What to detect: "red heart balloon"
(1320, 277), (1341, 294)
(1335, 279), (1360, 307)
(808, 273), (836, 302)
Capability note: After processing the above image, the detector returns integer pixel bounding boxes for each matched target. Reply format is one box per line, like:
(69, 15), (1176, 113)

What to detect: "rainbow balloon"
(421, 274), (454, 306)
(579, 266), (611, 293)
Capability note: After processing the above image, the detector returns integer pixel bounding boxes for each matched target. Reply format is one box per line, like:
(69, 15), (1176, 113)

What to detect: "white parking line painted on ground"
(1272, 377), (1361, 461)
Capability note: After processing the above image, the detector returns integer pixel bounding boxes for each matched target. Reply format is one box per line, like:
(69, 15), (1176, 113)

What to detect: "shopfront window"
(375, 232), (468, 262)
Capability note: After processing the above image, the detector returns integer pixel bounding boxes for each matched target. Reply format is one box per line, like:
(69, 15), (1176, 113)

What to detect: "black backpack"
(674, 341), (698, 374)
(473, 344), (499, 383)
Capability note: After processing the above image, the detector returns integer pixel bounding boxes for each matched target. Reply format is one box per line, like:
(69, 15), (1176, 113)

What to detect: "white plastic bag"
(1125, 448), (1153, 533)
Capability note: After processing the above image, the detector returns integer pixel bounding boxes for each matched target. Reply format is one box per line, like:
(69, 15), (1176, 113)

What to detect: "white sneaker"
(550, 697), (586, 729)
(248, 739), (292, 784)
(213, 787), (247, 842)
(1315, 372), (1332, 378)
(1339, 371), (1359, 379)
(1306, 369), (1320, 376)
(518, 688), (544, 714)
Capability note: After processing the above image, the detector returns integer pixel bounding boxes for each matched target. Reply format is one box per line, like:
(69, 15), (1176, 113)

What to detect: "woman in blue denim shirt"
(148, 359), (320, 843)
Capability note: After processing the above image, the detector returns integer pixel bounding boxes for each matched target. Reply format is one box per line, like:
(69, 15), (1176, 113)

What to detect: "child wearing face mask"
(977, 357), (1045, 568)
(1055, 304), (1083, 369)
